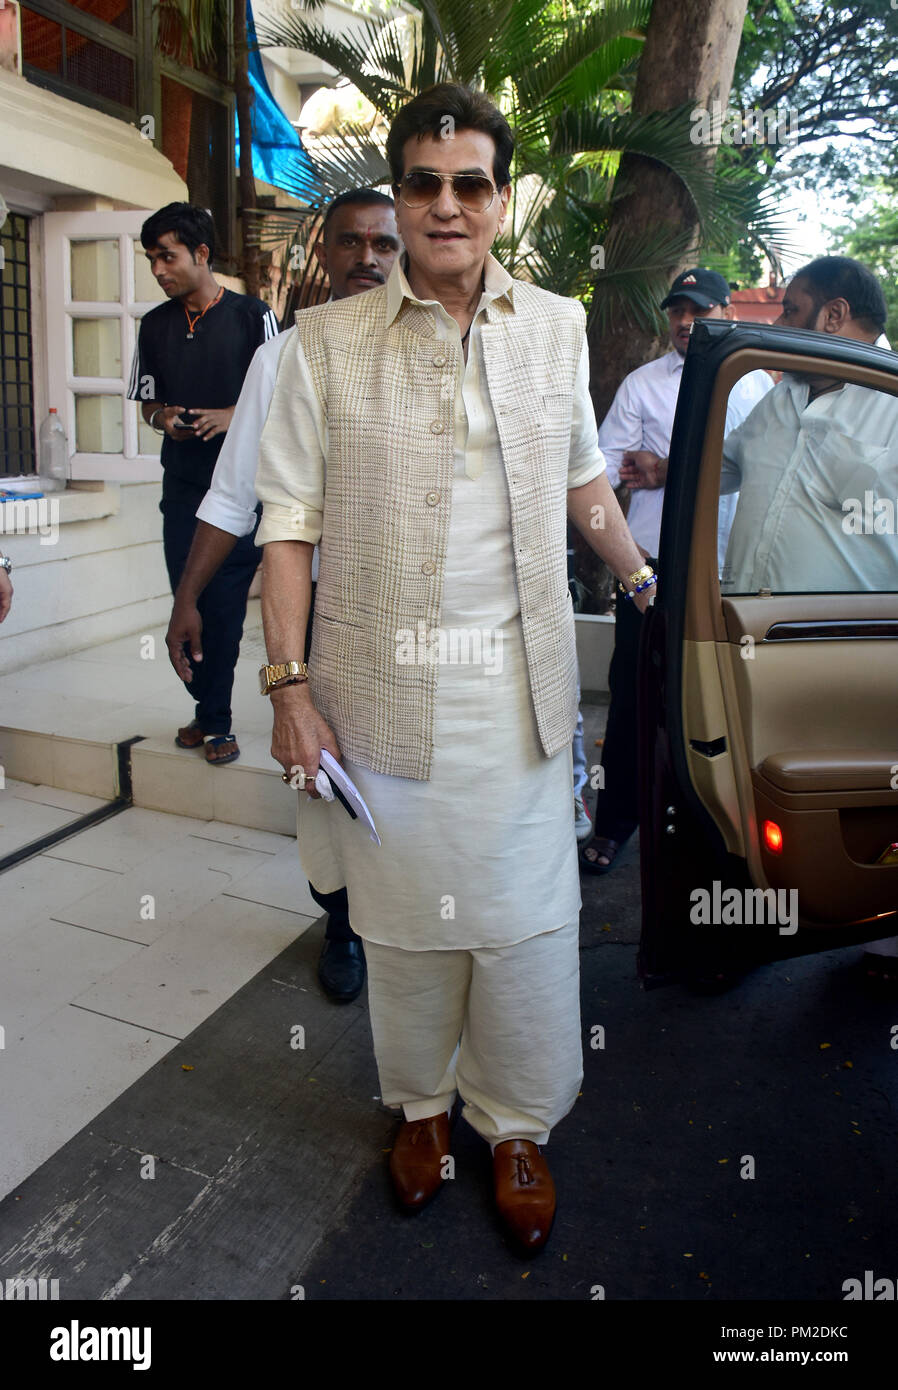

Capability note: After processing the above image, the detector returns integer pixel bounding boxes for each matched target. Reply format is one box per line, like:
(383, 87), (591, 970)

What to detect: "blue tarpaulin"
(236, 0), (320, 202)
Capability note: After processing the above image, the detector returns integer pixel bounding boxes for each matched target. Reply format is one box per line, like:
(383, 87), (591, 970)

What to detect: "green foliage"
(255, 0), (791, 317)
(834, 177), (898, 345)
(702, 242), (765, 288)
(733, 1), (898, 192)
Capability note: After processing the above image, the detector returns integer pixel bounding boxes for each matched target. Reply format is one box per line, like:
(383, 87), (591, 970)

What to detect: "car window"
(717, 369), (898, 595)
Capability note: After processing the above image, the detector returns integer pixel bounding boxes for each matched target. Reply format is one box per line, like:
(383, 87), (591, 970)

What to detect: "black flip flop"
(579, 836), (621, 875)
(204, 734), (240, 766)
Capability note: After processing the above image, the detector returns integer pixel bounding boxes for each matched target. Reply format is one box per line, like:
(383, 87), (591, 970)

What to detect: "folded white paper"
(318, 749), (381, 846)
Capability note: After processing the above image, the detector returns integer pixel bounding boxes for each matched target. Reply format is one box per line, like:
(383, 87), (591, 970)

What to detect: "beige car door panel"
(666, 332), (898, 939)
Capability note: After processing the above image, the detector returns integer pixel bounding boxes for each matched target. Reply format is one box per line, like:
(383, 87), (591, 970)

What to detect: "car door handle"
(764, 619), (898, 640)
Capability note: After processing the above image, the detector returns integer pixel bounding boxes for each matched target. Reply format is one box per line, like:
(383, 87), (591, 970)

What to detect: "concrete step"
(131, 735), (294, 836)
(0, 727), (292, 836)
(0, 602), (294, 832)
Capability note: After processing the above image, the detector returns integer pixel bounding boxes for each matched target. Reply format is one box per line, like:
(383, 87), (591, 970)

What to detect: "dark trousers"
(592, 555), (657, 846)
(161, 496), (260, 737)
(309, 881), (358, 942)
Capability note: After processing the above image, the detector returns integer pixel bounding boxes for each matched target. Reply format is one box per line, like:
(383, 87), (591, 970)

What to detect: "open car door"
(638, 319), (898, 985)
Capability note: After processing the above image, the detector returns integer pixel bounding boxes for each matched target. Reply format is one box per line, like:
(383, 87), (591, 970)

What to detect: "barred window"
(0, 213), (36, 477)
(21, 4), (136, 114)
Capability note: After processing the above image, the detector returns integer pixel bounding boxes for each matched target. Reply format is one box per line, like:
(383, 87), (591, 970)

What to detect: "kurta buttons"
(430, 420), (445, 434)
(421, 560), (436, 575)
(432, 355), (447, 368)
(425, 491), (440, 506)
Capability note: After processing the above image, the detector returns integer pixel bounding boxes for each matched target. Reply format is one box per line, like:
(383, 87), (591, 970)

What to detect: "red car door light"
(763, 819), (784, 854)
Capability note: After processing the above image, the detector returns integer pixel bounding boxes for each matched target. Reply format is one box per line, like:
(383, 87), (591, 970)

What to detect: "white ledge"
(0, 68), (186, 208)
(0, 484), (121, 534)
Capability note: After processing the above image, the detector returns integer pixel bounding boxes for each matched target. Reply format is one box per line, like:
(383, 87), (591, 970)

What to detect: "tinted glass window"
(719, 368), (898, 595)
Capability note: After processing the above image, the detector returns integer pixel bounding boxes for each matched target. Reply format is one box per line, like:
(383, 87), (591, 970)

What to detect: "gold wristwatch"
(259, 661), (309, 695)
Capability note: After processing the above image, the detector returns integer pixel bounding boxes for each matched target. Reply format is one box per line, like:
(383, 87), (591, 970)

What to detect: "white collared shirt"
(597, 350), (773, 563)
(721, 376), (898, 592)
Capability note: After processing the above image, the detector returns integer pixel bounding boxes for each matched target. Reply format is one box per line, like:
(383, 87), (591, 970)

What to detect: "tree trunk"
(233, 0), (260, 296)
(589, 0), (749, 422)
(574, 0), (748, 614)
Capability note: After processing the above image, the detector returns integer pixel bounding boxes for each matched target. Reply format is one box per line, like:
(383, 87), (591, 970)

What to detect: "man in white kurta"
(255, 252), (601, 1147)
(254, 83), (658, 1254)
(583, 268), (772, 873)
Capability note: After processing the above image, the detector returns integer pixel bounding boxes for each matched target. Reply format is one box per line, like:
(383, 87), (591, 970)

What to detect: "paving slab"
(70, 894), (315, 1036)
(0, 923), (387, 1298)
(1, 856), (122, 948)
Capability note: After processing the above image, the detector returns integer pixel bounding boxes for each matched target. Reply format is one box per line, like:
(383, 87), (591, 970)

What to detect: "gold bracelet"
(628, 564), (655, 587)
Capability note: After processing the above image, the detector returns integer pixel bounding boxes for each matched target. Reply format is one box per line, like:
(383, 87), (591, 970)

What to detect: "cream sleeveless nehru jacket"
(256, 259), (589, 782)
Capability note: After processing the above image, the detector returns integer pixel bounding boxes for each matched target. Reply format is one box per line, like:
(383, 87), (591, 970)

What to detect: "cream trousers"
(363, 919), (583, 1147)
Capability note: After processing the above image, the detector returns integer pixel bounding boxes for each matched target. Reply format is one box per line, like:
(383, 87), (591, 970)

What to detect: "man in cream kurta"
(256, 252), (601, 1154)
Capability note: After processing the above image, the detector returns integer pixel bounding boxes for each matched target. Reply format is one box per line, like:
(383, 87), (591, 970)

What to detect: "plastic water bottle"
(38, 408), (69, 491)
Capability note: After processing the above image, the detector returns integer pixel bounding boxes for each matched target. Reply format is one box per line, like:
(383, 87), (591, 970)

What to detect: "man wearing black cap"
(579, 267), (772, 875)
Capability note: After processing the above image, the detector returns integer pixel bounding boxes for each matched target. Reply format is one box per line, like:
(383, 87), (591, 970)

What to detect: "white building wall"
(0, 484), (169, 674)
(0, 68), (191, 675)
(0, 66), (189, 212)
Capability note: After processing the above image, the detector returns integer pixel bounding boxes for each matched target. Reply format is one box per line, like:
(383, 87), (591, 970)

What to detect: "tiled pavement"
(0, 780), (318, 1202)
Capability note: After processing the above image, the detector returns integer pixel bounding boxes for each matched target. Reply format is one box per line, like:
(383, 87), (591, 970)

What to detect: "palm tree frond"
(417, 0), (515, 85)
(515, 0), (650, 118)
(587, 222), (701, 336)
(256, 15), (410, 117)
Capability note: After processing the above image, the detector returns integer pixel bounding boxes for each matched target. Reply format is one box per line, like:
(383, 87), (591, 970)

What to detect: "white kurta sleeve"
(196, 337), (281, 537)
(255, 331), (327, 546)
(567, 338), (607, 488)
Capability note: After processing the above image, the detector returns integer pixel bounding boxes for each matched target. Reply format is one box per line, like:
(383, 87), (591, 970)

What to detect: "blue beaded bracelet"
(620, 572), (658, 601)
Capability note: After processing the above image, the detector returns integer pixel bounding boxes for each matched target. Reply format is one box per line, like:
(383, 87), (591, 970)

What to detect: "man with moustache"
(255, 84), (655, 1254)
(164, 188), (400, 1002)
(721, 255), (895, 593)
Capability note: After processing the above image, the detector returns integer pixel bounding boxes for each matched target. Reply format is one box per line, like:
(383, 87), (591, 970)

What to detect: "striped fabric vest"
(295, 279), (586, 780)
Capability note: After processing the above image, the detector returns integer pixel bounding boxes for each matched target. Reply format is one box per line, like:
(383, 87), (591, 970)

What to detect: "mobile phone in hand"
(174, 409), (197, 430)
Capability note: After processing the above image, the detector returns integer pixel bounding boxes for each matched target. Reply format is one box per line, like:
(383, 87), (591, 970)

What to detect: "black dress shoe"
(318, 939), (366, 1002)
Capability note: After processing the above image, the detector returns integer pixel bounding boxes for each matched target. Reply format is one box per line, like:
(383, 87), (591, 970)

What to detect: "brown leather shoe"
(388, 1113), (451, 1211)
(493, 1139), (556, 1253)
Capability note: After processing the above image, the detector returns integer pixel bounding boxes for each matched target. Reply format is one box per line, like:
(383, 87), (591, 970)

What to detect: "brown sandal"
(175, 719), (205, 748)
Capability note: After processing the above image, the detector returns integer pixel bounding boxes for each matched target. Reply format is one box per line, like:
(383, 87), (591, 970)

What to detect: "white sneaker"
(574, 794), (592, 842)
